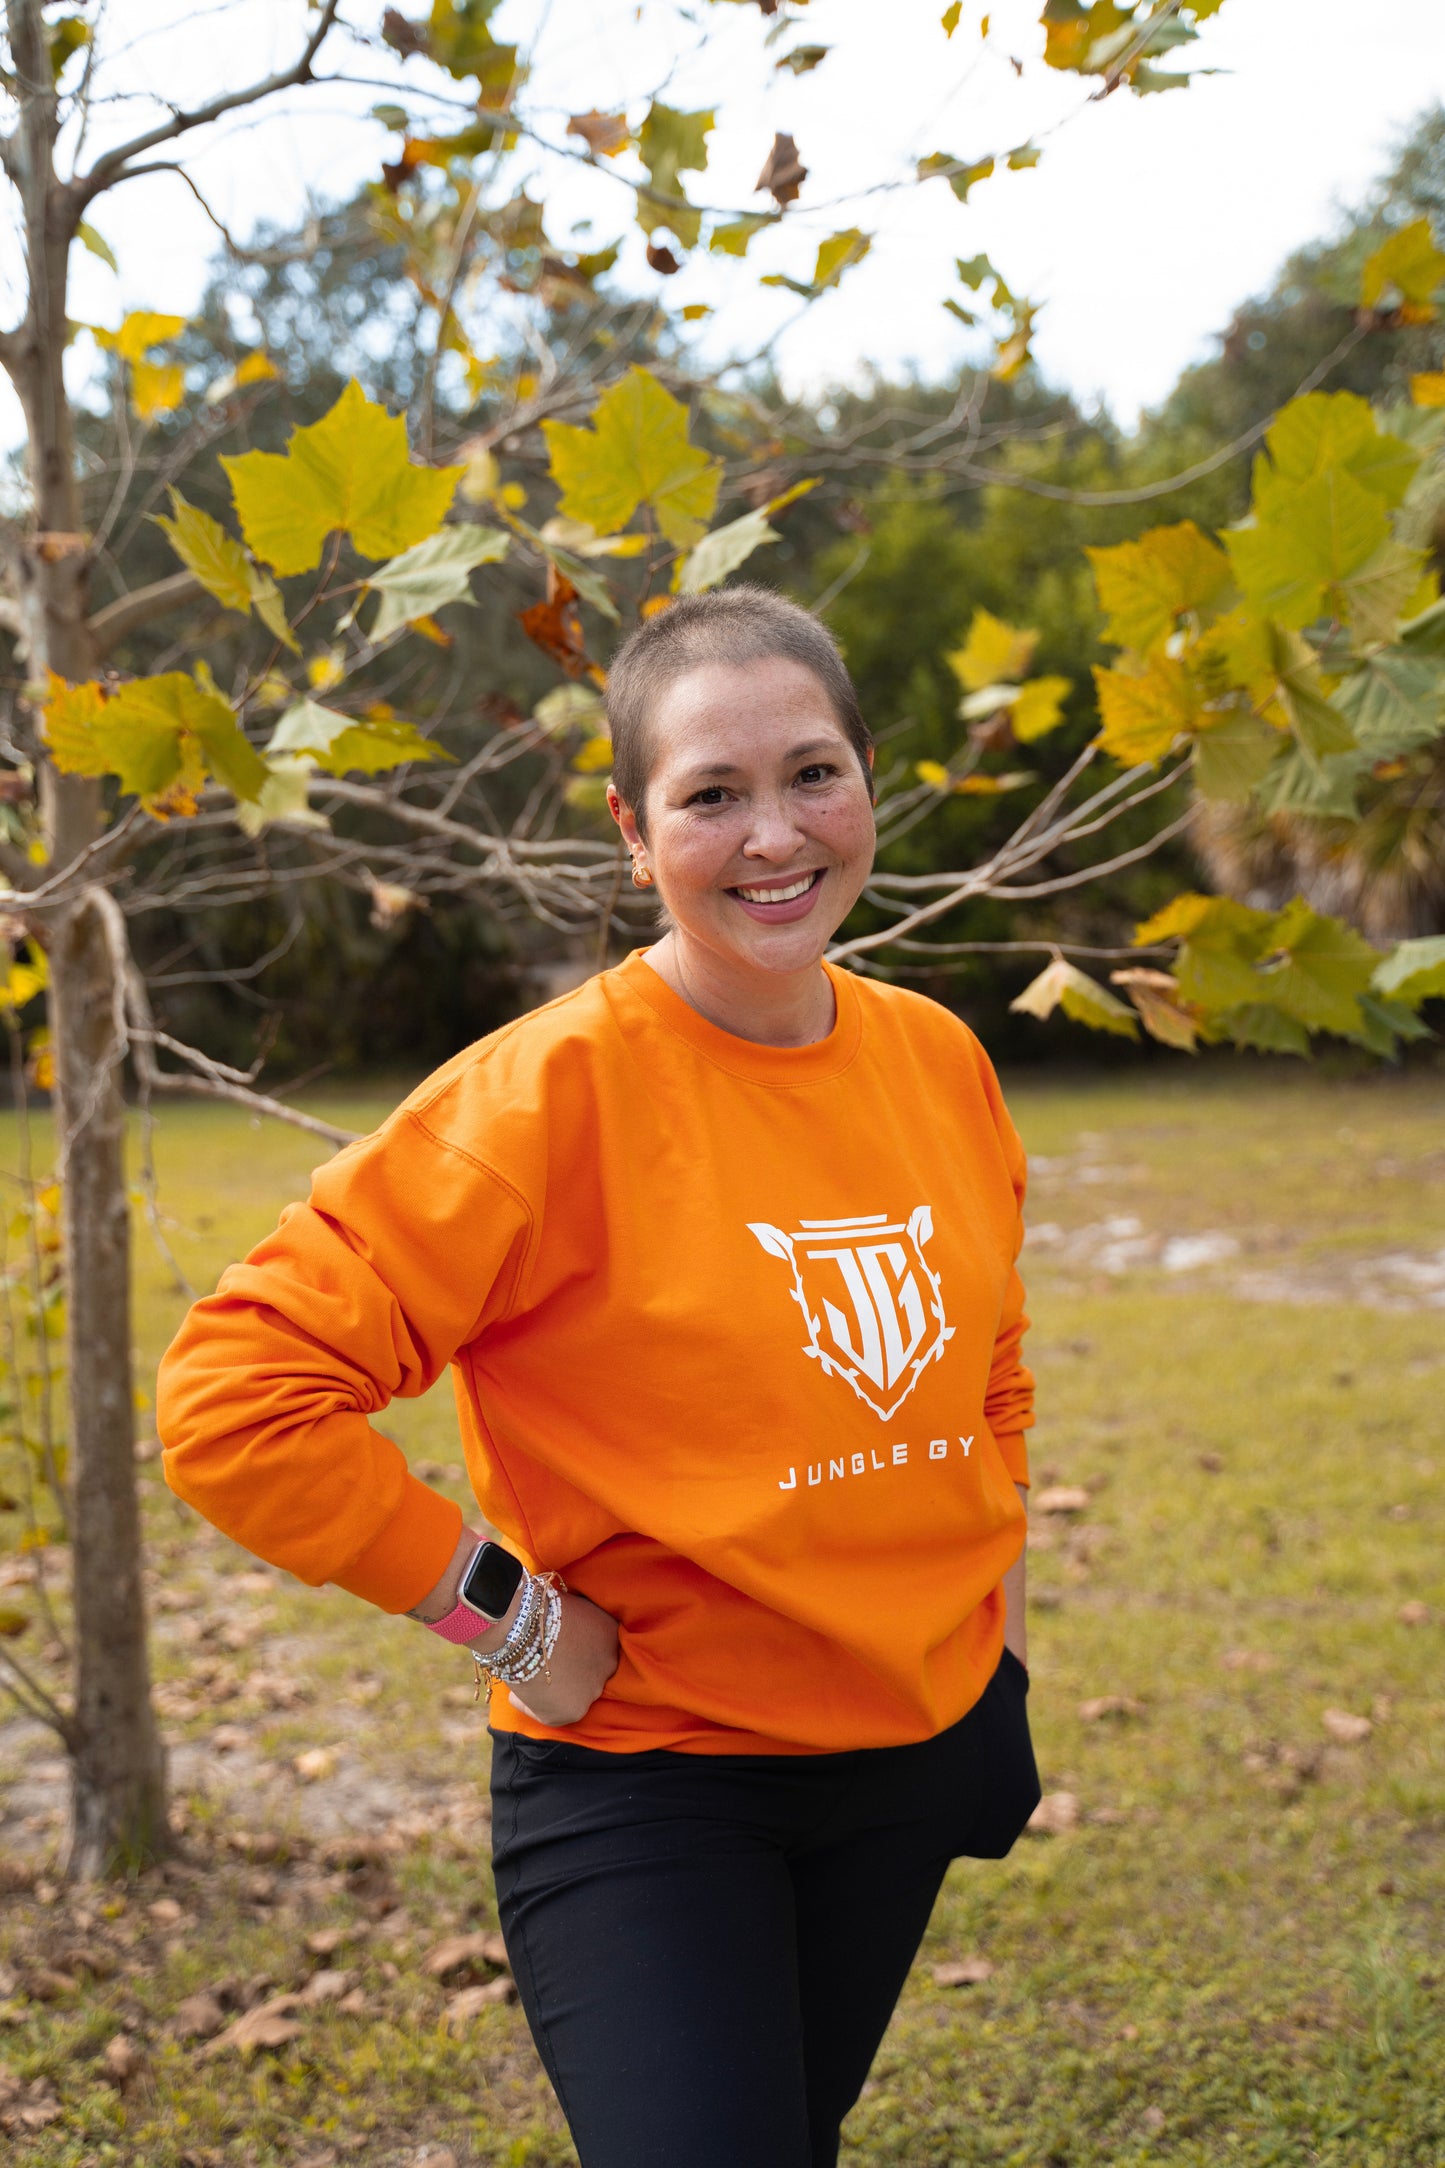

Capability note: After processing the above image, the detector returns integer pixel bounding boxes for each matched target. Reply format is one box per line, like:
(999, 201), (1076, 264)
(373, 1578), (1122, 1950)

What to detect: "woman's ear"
(608, 783), (643, 856)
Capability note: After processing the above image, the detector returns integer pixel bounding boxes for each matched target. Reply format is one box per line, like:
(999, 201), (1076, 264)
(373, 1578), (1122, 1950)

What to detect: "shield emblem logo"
(747, 1207), (955, 1421)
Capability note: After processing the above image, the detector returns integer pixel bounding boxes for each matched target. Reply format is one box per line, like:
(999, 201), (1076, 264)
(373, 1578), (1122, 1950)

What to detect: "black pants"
(489, 1649), (1039, 2168)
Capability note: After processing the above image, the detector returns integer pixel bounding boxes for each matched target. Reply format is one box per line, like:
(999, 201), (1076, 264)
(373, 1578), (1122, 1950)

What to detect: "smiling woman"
(606, 592), (880, 1045)
(158, 584), (1038, 2168)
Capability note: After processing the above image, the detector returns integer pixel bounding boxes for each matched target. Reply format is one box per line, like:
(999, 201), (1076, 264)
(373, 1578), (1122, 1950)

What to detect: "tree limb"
(72, 0), (344, 209)
(88, 571), (206, 659)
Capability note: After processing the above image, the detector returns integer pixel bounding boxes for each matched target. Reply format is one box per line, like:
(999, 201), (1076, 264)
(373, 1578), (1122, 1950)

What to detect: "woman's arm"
(1001, 1483), (1027, 1669)
(410, 1528), (620, 1727)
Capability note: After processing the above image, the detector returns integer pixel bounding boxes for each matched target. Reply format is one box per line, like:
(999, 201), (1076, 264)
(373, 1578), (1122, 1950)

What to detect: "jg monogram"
(747, 1206), (955, 1422)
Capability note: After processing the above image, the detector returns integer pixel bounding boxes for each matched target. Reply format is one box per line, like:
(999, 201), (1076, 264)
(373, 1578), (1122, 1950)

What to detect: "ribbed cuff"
(331, 1470), (464, 1613)
(994, 1429), (1030, 1487)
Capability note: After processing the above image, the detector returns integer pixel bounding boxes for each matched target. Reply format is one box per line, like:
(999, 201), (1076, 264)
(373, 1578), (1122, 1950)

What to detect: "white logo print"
(747, 1208), (955, 1421)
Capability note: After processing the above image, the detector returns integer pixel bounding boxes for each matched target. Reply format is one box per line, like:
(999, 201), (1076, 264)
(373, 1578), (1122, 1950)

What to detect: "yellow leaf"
(221, 379), (462, 576)
(92, 309), (186, 362)
(1009, 958), (1138, 1038)
(1086, 520), (1232, 654)
(131, 360), (185, 420)
(542, 366), (721, 548)
(941, 1), (962, 30)
(1360, 217), (1445, 311)
(0, 949), (48, 1009)
(235, 351), (278, 387)
(499, 481), (528, 510)
(307, 648), (346, 693)
(1133, 892), (1215, 946)
(947, 608), (1037, 692)
(1093, 658), (1198, 764)
(458, 443), (500, 503)
(681, 303), (713, 321)
(1011, 674), (1072, 741)
(571, 735), (614, 773)
(153, 489), (251, 612)
(1411, 371), (1445, 407)
(40, 673), (111, 776)
(915, 759), (951, 788)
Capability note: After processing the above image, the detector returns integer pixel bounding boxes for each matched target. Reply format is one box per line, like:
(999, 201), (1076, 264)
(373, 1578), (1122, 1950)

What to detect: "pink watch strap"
(425, 1597), (489, 1646)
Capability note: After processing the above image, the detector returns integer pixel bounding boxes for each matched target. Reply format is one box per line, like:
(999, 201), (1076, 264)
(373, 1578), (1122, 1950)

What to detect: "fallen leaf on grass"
(1399, 1600), (1432, 1627)
(932, 1957), (994, 1987)
(423, 1930), (509, 1979)
(1079, 1695), (1146, 1722)
(294, 1747), (337, 1782)
(444, 1977), (517, 2027)
(1222, 1649), (1276, 1673)
(210, 1723), (250, 1753)
(1027, 1791), (1080, 1836)
(202, 1992), (305, 2058)
(23, 1966), (79, 2001)
(300, 1968), (355, 2005)
(102, 2032), (143, 2082)
(1322, 1708), (1373, 1745)
(171, 1990), (227, 2041)
(0, 2077), (62, 2132)
(148, 1896), (185, 1926)
(306, 1926), (361, 1958)
(1034, 1486), (1090, 1515)
(336, 1986), (369, 2015)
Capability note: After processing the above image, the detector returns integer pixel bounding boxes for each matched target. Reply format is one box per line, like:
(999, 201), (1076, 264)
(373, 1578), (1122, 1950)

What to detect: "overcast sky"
(16, 0), (1445, 444)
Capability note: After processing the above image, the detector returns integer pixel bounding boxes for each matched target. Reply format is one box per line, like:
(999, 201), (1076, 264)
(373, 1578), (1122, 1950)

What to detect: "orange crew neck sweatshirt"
(159, 952), (1033, 1755)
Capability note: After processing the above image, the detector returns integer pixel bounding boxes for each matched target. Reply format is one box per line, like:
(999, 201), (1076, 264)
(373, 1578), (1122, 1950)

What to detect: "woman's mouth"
(727, 868), (827, 923)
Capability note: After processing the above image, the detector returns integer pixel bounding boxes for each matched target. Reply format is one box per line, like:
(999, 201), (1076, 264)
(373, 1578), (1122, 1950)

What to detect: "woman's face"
(610, 656), (876, 978)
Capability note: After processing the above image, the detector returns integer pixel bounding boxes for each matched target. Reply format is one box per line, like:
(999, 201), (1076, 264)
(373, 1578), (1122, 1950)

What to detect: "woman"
(159, 585), (1040, 2168)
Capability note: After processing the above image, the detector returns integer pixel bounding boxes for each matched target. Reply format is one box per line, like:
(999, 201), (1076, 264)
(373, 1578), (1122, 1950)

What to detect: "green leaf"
(1258, 390), (1419, 509)
(234, 756), (330, 839)
(1251, 745), (1367, 819)
(1252, 897), (1380, 1035)
(1399, 594), (1445, 654)
(1224, 467), (1391, 628)
(222, 379), (462, 576)
(955, 253), (1000, 293)
(366, 524), (509, 642)
(1360, 217), (1445, 309)
(153, 489), (299, 653)
(89, 670), (268, 804)
(637, 103), (713, 249)
(709, 214), (776, 258)
(1371, 934), (1445, 1003)
(811, 228), (871, 292)
(424, 0), (520, 98)
(1009, 958), (1139, 1039)
(268, 700), (449, 777)
(75, 222), (116, 274)
(1192, 708), (1282, 801)
(542, 366), (721, 548)
(1347, 992), (1433, 1057)
(917, 151), (995, 202)
(1333, 649), (1445, 755)
(1340, 540), (1430, 646)
(776, 44), (830, 74)
(1215, 1003), (1312, 1057)
(1086, 519), (1232, 653)
(676, 507), (779, 595)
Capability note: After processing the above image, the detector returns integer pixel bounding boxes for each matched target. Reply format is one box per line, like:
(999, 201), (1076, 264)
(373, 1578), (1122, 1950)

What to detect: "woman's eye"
(796, 764), (836, 786)
(688, 785), (728, 807)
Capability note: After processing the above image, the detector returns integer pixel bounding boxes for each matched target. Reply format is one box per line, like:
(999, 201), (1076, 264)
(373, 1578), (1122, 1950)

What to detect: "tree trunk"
(4, 0), (170, 1873)
(51, 890), (169, 1878)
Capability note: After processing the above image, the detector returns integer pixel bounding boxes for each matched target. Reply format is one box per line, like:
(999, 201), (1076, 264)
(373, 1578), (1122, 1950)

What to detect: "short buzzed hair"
(605, 585), (874, 828)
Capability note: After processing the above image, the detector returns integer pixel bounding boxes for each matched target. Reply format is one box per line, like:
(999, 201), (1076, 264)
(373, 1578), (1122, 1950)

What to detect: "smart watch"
(460, 1540), (526, 1622)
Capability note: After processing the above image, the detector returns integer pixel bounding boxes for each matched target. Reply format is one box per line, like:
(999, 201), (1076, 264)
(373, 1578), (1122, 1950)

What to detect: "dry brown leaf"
(335, 1986), (369, 2016)
(1027, 1791), (1080, 1836)
(1079, 1695), (1146, 1723)
(294, 1746), (338, 1783)
(101, 2032), (143, 2082)
(755, 131), (807, 205)
(1222, 1648), (1276, 1673)
(567, 109), (629, 158)
(1035, 1486), (1090, 1515)
(518, 566), (598, 681)
(646, 239), (682, 275)
(202, 1992), (305, 2059)
(931, 1956), (994, 1987)
(148, 1896), (185, 1926)
(1322, 1708), (1372, 1745)
(300, 1968), (355, 2005)
(24, 1966), (79, 2001)
(1399, 1600), (1432, 1627)
(444, 1977), (517, 2028)
(423, 1930), (509, 1979)
(413, 2150), (459, 2168)
(171, 1990), (226, 2041)
(305, 1926), (358, 1958)
(210, 1723), (250, 1753)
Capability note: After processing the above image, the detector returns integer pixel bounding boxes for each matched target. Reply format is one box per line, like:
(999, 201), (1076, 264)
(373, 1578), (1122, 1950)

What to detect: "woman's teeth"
(734, 873), (819, 904)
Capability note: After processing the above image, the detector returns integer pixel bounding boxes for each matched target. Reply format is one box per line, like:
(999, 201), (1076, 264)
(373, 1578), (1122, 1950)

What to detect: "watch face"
(460, 1542), (525, 1622)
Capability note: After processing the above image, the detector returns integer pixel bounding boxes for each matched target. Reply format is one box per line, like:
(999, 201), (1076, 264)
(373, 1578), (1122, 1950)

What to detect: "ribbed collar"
(607, 947), (863, 1086)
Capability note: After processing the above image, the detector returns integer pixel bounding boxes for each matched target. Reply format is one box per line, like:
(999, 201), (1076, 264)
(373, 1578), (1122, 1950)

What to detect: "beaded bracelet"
(472, 1570), (566, 1706)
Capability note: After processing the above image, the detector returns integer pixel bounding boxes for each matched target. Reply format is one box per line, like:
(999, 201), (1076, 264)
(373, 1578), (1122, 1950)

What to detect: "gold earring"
(631, 859), (654, 889)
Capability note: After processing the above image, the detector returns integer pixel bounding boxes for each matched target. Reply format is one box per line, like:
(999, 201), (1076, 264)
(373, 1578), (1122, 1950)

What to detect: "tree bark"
(52, 890), (168, 1878)
(4, 0), (170, 1873)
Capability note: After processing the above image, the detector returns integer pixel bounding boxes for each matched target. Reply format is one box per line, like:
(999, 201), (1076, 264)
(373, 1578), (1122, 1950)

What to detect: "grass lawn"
(0, 1062), (1442, 2166)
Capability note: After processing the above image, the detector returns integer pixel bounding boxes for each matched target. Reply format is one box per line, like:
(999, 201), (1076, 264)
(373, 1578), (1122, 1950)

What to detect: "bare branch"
(73, 0), (344, 209)
(88, 571), (206, 659)
(0, 1638), (74, 1742)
